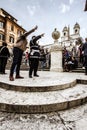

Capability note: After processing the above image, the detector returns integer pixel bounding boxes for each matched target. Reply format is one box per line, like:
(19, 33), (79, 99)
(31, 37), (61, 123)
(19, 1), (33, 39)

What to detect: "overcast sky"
(0, 0), (87, 45)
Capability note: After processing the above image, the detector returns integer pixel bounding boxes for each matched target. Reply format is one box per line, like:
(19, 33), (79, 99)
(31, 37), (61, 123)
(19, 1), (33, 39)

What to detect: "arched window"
(64, 32), (66, 36)
(75, 29), (78, 33)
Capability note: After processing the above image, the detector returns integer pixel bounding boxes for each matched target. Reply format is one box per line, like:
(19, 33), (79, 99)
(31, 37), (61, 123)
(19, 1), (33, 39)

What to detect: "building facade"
(61, 23), (80, 47)
(0, 8), (26, 47)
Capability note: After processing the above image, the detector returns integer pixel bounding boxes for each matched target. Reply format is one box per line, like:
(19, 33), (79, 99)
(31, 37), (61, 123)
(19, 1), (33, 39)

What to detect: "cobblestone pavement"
(0, 103), (87, 130)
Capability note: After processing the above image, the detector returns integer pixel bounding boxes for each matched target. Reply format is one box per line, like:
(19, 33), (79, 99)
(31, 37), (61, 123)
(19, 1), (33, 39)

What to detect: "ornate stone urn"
(52, 28), (60, 42)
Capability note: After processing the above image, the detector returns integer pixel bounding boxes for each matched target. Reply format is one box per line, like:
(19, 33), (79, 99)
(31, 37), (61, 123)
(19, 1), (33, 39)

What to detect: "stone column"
(50, 28), (63, 72)
(50, 42), (63, 72)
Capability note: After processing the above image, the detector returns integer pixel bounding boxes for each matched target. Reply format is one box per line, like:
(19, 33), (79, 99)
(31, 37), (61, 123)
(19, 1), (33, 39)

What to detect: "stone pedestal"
(50, 42), (63, 72)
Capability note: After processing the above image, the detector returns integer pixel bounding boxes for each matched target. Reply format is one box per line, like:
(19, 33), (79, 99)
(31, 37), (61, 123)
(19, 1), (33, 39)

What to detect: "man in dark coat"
(84, 0), (87, 11)
(0, 42), (10, 74)
(29, 33), (44, 78)
(82, 38), (87, 75)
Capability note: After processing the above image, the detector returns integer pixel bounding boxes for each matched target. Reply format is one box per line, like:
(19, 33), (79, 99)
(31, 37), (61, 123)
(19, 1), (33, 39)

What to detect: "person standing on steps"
(29, 33), (45, 78)
(0, 42), (10, 74)
(82, 38), (87, 75)
(9, 25), (38, 81)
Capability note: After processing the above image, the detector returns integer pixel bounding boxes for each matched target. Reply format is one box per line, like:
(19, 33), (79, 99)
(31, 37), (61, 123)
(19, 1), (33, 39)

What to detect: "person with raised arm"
(9, 25), (38, 81)
(29, 33), (45, 78)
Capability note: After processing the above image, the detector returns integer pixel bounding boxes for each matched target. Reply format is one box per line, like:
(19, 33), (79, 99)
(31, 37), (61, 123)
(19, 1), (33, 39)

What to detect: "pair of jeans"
(10, 47), (23, 76)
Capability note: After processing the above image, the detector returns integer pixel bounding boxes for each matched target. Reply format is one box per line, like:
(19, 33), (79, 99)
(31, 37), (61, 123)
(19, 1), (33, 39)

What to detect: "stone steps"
(0, 70), (87, 114)
(72, 67), (85, 73)
(0, 79), (76, 92)
(0, 84), (87, 113)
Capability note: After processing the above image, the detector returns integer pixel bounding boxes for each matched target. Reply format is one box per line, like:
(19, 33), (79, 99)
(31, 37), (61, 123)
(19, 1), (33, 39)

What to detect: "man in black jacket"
(84, 0), (87, 11)
(82, 38), (87, 75)
(29, 33), (44, 78)
(0, 42), (10, 74)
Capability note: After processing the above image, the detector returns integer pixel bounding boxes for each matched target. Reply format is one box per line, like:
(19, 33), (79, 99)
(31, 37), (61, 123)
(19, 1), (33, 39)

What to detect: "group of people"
(37, 47), (51, 70)
(0, 25), (87, 79)
(23, 46), (51, 70)
(63, 47), (78, 72)
(63, 38), (87, 74)
(0, 25), (45, 81)
(10, 25), (45, 81)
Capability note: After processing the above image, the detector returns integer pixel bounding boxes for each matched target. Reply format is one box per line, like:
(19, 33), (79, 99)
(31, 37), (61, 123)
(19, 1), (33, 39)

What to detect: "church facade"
(61, 23), (80, 47)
